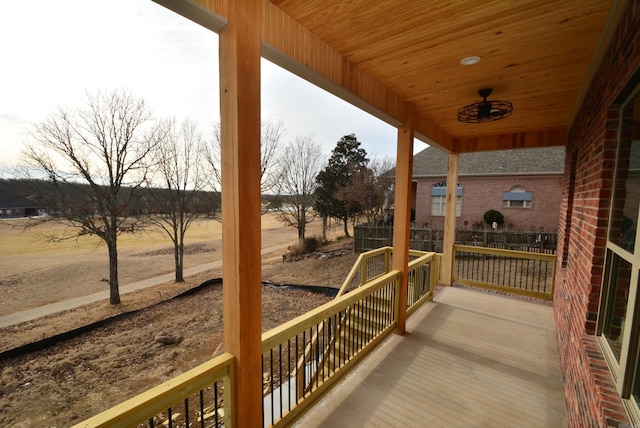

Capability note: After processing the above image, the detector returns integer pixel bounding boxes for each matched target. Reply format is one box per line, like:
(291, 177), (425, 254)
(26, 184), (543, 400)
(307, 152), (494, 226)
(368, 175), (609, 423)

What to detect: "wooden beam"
(441, 153), (459, 286)
(392, 103), (416, 335)
(453, 128), (566, 153)
(219, 0), (262, 426)
(154, 0), (227, 32)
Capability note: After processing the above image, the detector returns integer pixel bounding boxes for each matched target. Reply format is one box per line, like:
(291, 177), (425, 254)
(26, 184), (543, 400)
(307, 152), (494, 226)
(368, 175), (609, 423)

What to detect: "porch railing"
(407, 250), (441, 316)
(72, 248), (439, 428)
(261, 271), (400, 427)
(453, 244), (556, 300)
(263, 248), (437, 427)
(338, 246), (392, 295)
(71, 352), (234, 428)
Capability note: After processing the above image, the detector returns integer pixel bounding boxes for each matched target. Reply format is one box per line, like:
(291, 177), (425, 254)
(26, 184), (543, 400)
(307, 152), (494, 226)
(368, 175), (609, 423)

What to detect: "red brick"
(556, 4), (640, 421)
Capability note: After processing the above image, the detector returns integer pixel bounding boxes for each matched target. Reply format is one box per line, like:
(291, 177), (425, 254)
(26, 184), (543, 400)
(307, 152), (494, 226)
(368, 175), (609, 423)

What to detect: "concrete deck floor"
(294, 286), (566, 427)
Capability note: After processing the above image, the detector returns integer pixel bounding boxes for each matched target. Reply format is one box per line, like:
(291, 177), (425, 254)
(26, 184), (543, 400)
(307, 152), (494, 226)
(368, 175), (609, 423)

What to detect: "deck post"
(441, 153), (459, 286)
(219, 1), (262, 426)
(392, 102), (415, 335)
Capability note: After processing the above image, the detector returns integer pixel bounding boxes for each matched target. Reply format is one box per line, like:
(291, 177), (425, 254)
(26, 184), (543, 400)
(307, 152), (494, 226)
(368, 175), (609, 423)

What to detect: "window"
(503, 185), (532, 208)
(431, 183), (462, 216)
(598, 83), (640, 420)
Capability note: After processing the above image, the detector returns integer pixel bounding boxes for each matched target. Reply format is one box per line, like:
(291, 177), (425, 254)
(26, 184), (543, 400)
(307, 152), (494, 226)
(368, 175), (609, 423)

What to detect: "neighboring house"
(410, 145), (565, 231)
(0, 187), (45, 218)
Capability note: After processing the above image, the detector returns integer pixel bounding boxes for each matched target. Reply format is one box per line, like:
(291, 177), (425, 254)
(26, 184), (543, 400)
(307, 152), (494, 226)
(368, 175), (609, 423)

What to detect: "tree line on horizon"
(6, 89), (395, 305)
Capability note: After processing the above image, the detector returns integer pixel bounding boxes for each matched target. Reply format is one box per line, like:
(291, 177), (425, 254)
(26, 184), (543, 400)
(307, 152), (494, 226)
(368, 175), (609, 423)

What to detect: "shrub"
(302, 237), (319, 253)
(483, 209), (504, 227)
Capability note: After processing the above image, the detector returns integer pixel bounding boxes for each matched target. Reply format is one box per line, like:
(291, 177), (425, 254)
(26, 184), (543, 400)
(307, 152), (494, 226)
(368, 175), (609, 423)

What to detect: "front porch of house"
(73, 245), (563, 427)
(295, 285), (565, 427)
(63, 0), (634, 426)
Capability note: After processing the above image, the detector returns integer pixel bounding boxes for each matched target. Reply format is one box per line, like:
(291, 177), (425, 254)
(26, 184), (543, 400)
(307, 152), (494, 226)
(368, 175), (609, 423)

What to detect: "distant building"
(410, 146), (564, 231)
(0, 187), (45, 218)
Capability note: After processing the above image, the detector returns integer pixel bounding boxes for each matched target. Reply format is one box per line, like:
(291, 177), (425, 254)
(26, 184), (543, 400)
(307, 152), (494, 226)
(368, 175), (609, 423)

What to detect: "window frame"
(502, 185), (533, 209)
(597, 82), (640, 424)
(430, 184), (462, 217)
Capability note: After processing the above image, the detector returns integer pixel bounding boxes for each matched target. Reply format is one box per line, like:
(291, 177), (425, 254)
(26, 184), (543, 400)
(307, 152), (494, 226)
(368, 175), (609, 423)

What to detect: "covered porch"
(73, 0), (634, 426)
(295, 285), (564, 427)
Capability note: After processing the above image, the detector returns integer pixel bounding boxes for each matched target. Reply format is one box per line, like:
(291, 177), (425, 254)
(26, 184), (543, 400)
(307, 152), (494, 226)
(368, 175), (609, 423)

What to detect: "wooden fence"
(354, 224), (557, 254)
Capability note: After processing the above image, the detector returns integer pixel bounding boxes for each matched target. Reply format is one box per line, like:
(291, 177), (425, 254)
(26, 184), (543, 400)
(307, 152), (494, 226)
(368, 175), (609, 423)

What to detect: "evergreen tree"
(314, 134), (369, 237)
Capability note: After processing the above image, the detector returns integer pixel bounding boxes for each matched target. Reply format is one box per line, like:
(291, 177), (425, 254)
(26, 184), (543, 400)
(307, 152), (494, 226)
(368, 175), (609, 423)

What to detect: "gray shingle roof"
(412, 146), (565, 177)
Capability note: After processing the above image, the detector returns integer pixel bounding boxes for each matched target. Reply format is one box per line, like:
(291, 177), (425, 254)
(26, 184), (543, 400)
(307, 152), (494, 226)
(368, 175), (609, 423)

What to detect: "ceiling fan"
(457, 88), (513, 123)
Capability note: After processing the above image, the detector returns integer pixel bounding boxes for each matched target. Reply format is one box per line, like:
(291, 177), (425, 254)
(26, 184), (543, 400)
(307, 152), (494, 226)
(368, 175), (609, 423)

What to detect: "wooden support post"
(392, 103), (416, 335)
(219, 1), (262, 426)
(441, 153), (459, 286)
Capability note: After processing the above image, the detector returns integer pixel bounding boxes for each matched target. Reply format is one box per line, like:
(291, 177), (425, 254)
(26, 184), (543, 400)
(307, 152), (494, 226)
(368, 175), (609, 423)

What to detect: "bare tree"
(205, 122), (223, 193)
(274, 135), (324, 241)
(369, 156), (396, 223)
(145, 118), (215, 282)
(207, 118), (286, 209)
(334, 166), (376, 223)
(260, 119), (287, 199)
(21, 89), (158, 304)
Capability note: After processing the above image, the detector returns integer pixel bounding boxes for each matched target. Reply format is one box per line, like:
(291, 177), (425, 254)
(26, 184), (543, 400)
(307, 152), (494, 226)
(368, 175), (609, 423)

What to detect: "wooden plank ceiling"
(188, 0), (616, 152)
(267, 0), (614, 152)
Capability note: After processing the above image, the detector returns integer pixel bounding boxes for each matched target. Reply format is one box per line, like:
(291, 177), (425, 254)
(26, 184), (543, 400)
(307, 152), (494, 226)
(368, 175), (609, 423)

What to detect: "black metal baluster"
(364, 296), (370, 345)
(295, 334), (300, 405)
(287, 338), (291, 411)
(374, 291), (379, 336)
(199, 389), (205, 428)
(369, 293), (375, 339)
(279, 343), (283, 420)
(214, 382), (220, 428)
(303, 329), (308, 397)
(315, 324), (320, 389)
(492, 253), (497, 284)
(184, 398), (189, 428)
(261, 357), (265, 425)
(502, 255), (507, 287)
(518, 258), (523, 290)
(356, 301), (362, 351)
(364, 295), (370, 343)
(336, 309), (340, 367)
(270, 348), (275, 426)
(340, 310), (345, 368)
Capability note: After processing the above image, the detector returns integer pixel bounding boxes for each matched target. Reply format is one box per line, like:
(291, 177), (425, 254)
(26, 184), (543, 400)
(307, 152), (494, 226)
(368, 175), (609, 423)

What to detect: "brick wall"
(414, 175), (562, 231)
(554, 1), (640, 426)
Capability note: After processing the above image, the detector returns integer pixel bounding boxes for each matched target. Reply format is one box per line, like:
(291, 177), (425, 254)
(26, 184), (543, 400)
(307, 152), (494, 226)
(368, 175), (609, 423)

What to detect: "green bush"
(483, 209), (504, 227)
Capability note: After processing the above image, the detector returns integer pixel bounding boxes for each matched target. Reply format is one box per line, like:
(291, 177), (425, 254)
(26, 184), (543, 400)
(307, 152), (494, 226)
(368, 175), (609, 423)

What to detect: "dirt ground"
(0, 215), (358, 427)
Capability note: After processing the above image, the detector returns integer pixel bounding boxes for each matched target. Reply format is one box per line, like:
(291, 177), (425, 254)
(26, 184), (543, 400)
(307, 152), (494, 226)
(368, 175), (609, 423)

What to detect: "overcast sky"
(0, 0), (425, 175)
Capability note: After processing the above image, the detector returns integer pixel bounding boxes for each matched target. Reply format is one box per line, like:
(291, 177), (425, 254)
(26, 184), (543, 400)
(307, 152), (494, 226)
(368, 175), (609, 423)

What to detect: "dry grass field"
(0, 213), (358, 427)
(0, 213), (341, 315)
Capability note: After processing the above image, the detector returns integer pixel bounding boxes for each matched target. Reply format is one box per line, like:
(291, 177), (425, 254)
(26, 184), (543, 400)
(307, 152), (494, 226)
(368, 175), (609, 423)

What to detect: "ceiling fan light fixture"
(457, 88), (513, 123)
